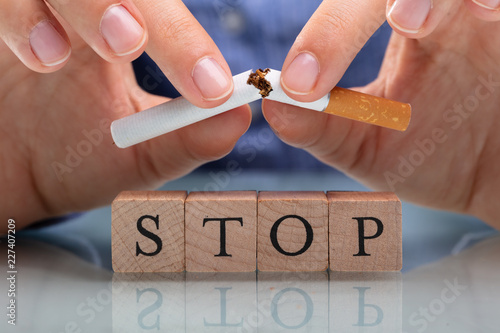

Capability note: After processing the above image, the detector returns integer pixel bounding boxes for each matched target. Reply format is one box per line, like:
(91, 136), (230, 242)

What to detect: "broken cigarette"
(111, 69), (411, 148)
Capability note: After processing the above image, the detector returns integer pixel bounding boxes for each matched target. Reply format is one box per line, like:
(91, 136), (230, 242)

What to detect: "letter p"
(352, 217), (384, 257)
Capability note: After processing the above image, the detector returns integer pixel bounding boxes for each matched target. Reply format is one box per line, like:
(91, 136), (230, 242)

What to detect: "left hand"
(263, 0), (500, 229)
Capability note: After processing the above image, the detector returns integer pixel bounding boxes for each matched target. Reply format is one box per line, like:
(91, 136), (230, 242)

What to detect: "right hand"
(0, 0), (252, 232)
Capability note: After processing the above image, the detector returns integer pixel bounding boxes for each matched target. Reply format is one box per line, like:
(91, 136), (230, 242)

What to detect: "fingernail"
(472, 0), (500, 10)
(192, 57), (232, 100)
(101, 5), (145, 56)
(29, 21), (71, 66)
(388, 0), (432, 33)
(282, 52), (320, 95)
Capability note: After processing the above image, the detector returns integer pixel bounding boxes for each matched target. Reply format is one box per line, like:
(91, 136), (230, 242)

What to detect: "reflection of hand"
(264, 0), (500, 228)
(0, 0), (251, 232)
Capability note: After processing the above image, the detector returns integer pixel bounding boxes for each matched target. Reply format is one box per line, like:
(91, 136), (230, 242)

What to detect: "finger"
(134, 0), (234, 108)
(46, 0), (147, 63)
(261, 99), (374, 172)
(464, 0), (500, 21)
(0, 1), (71, 72)
(138, 105), (252, 184)
(280, 0), (387, 102)
(386, 0), (456, 38)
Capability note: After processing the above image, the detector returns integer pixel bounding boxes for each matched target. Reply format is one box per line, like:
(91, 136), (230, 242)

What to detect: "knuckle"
(317, 3), (358, 35)
(154, 11), (196, 44)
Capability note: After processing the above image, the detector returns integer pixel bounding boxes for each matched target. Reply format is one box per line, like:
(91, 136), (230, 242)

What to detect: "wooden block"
(112, 191), (186, 272)
(328, 192), (402, 271)
(185, 191), (257, 272)
(257, 191), (328, 271)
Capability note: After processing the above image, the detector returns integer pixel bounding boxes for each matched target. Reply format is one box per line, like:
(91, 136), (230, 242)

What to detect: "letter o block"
(328, 192), (402, 271)
(112, 191), (186, 272)
(258, 192), (328, 271)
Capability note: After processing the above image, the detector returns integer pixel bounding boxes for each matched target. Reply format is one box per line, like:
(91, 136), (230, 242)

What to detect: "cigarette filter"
(111, 69), (411, 148)
(324, 87), (411, 131)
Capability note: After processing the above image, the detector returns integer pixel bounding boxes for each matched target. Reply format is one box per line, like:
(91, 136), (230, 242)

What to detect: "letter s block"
(328, 192), (402, 271)
(112, 191), (186, 272)
(258, 192), (329, 271)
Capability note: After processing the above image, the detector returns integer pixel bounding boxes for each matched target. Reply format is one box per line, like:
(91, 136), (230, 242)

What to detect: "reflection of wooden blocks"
(112, 191), (186, 272)
(112, 273), (186, 331)
(257, 192), (329, 271)
(258, 272), (329, 330)
(329, 272), (402, 331)
(185, 191), (257, 272)
(185, 272), (256, 330)
(328, 192), (402, 271)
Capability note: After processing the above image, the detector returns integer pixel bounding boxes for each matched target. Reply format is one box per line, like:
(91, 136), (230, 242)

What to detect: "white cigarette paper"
(111, 69), (329, 148)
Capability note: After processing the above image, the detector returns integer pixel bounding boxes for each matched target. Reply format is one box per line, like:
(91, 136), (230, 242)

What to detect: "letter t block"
(328, 192), (402, 271)
(185, 191), (257, 272)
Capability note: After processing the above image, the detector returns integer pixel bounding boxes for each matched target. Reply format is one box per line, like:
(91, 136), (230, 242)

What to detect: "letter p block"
(328, 192), (402, 271)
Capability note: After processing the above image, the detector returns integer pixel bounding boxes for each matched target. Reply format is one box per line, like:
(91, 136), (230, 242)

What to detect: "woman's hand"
(0, 0), (251, 232)
(264, 0), (500, 228)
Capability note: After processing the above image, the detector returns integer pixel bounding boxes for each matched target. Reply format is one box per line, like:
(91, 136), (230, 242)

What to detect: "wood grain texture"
(185, 191), (257, 272)
(112, 191), (186, 272)
(257, 191), (328, 271)
(328, 192), (402, 271)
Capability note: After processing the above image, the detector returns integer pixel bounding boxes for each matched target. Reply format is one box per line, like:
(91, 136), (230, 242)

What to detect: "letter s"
(136, 215), (163, 257)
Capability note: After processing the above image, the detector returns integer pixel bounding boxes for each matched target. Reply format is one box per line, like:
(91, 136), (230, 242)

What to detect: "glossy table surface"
(1, 171), (498, 332)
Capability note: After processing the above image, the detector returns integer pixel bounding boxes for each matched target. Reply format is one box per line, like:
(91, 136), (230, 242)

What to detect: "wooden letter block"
(258, 191), (328, 271)
(112, 191), (186, 272)
(328, 192), (402, 271)
(185, 191), (257, 272)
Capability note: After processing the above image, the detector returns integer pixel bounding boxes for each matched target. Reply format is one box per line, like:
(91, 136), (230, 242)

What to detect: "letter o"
(258, 128), (274, 144)
(408, 150), (425, 167)
(271, 288), (313, 329)
(77, 140), (93, 157)
(270, 215), (313, 256)
(97, 289), (112, 305)
(203, 182), (220, 192)
(429, 299), (445, 316)
(464, 96), (479, 112)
